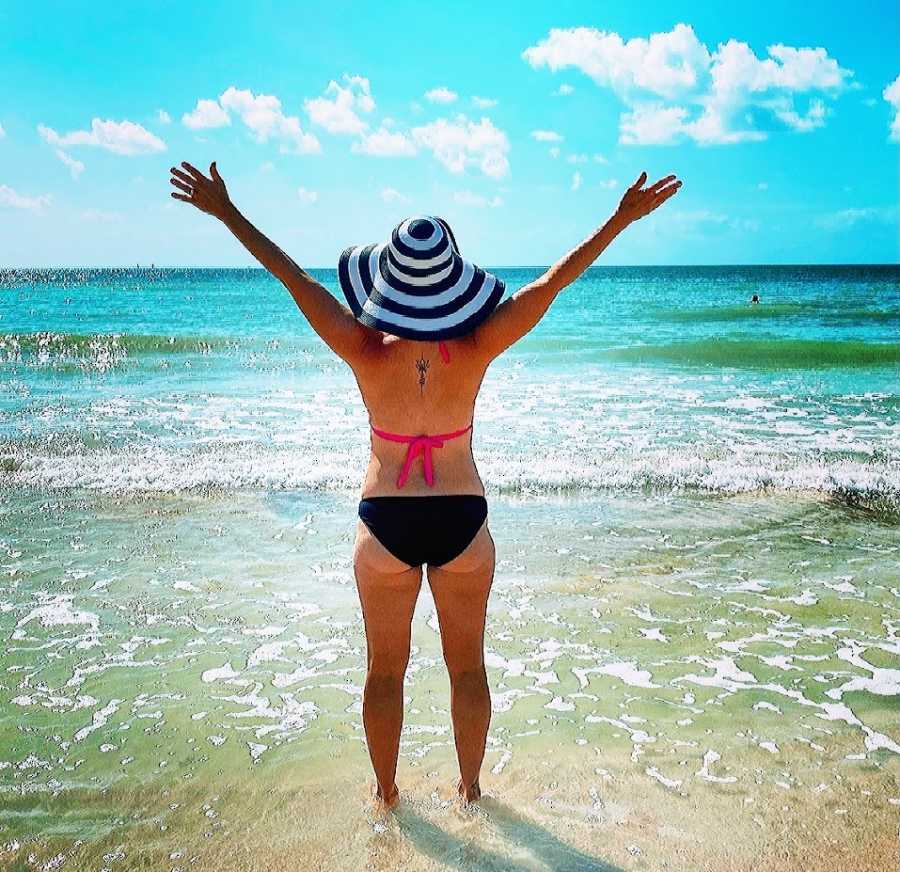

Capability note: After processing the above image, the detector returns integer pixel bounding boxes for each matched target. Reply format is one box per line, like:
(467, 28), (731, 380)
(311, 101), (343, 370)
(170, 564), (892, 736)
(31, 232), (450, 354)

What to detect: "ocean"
(1, 265), (898, 870)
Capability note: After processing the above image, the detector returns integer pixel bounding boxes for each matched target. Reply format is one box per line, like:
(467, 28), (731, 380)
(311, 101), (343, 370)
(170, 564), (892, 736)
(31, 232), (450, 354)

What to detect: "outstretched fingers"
(170, 177), (192, 195)
(171, 192), (192, 202)
(649, 181), (682, 211)
(629, 171), (648, 192)
(170, 167), (194, 185)
(180, 161), (209, 184)
(647, 174), (677, 194)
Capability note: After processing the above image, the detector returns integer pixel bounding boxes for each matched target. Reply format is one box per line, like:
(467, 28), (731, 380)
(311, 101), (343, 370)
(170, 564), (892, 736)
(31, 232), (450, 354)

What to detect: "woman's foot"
(457, 777), (481, 804)
(372, 782), (400, 811)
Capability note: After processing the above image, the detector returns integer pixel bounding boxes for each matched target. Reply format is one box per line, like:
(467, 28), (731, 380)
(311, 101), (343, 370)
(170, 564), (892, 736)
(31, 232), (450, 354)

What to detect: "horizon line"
(2, 262), (898, 271)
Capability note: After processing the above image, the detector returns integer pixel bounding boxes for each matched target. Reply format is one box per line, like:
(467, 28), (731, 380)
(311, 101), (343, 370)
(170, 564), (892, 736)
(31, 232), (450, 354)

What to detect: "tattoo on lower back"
(416, 357), (429, 393)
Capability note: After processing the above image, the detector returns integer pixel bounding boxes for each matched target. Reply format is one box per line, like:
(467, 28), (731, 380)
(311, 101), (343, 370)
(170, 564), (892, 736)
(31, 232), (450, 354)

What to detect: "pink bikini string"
(370, 339), (468, 489)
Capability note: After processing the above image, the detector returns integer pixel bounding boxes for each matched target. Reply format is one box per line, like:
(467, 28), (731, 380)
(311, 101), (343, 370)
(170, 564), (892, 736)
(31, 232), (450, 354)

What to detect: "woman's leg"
(425, 522), (496, 802)
(353, 519), (423, 807)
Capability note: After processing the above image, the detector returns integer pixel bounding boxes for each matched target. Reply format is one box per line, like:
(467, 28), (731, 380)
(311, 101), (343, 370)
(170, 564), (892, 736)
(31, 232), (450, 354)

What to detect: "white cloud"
(553, 84), (575, 96)
(182, 99), (230, 130)
(523, 24), (852, 145)
(663, 209), (761, 235)
(157, 110), (172, 124)
(38, 118), (166, 155)
(884, 74), (900, 142)
(0, 122), (5, 139)
(221, 87), (320, 153)
(549, 146), (560, 158)
(453, 190), (503, 208)
(411, 115), (510, 178)
(352, 126), (417, 157)
(297, 187), (318, 204)
(425, 87), (458, 104)
(816, 205), (896, 230)
(182, 87), (320, 154)
(772, 98), (827, 132)
(566, 153), (589, 163)
(55, 148), (85, 179)
(305, 74), (375, 135)
(571, 171), (582, 191)
(380, 187), (409, 204)
(598, 178), (619, 189)
(471, 96), (497, 109)
(619, 103), (696, 145)
(593, 153), (608, 163)
(0, 184), (51, 213)
(531, 129), (563, 142)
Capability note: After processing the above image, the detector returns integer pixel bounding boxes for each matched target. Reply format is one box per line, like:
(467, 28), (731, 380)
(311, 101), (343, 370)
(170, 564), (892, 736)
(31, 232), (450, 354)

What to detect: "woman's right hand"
(170, 161), (233, 221)
(615, 171), (681, 225)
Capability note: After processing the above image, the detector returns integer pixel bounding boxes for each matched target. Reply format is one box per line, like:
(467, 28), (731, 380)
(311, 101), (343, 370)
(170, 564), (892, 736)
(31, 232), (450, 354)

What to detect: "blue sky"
(1, 0), (897, 266)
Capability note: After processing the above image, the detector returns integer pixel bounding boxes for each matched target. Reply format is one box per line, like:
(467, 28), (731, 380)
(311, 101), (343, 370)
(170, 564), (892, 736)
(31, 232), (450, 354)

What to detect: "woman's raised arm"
(170, 161), (373, 365)
(471, 171), (681, 361)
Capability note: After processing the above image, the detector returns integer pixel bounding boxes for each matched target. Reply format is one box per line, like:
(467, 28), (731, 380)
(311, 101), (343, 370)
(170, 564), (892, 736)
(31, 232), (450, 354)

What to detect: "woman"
(169, 161), (681, 808)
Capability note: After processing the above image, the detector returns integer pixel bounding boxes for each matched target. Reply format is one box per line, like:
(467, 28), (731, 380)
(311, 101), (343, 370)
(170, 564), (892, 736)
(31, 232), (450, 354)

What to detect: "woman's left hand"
(169, 161), (232, 220)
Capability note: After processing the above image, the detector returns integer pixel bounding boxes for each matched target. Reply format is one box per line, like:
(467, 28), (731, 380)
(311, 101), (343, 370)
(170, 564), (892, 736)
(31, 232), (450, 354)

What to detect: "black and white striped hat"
(338, 215), (506, 341)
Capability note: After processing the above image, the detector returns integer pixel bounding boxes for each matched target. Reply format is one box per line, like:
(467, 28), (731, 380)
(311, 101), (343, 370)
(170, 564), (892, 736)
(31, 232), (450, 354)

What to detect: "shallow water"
(1, 266), (898, 869)
(1, 489), (898, 869)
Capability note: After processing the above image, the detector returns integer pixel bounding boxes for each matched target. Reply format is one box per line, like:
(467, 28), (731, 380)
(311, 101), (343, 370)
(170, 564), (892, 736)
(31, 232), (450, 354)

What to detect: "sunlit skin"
(170, 162), (681, 809)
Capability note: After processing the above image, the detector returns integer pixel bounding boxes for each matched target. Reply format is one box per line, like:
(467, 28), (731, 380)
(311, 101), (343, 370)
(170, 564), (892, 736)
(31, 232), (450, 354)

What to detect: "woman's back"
(352, 333), (490, 497)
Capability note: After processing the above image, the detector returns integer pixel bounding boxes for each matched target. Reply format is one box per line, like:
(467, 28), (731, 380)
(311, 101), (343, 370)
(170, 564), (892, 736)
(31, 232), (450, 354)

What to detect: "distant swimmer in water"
(750, 293), (760, 304)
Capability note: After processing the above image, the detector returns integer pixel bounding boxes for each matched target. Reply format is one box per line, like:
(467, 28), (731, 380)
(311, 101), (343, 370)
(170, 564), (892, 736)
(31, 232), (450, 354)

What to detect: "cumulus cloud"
(297, 187), (318, 204)
(157, 110), (172, 124)
(0, 184), (52, 213)
(531, 129), (563, 142)
(220, 87), (320, 153)
(182, 87), (320, 154)
(0, 122), (5, 138)
(549, 146), (560, 159)
(523, 23), (852, 145)
(553, 84), (575, 96)
(182, 99), (230, 130)
(305, 75), (375, 135)
(884, 74), (900, 142)
(471, 96), (497, 109)
(352, 126), (417, 157)
(571, 171), (582, 191)
(425, 87), (458, 104)
(598, 178), (619, 189)
(38, 118), (166, 155)
(411, 115), (510, 178)
(453, 190), (503, 208)
(380, 187), (409, 204)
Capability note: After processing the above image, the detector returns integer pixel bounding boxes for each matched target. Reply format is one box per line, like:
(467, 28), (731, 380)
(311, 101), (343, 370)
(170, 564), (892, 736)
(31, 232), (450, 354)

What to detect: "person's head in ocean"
(750, 293), (760, 304)
(169, 159), (681, 809)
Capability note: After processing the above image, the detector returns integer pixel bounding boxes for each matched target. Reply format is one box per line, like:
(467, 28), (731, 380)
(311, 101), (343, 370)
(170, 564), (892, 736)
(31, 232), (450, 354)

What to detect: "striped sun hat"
(338, 215), (506, 341)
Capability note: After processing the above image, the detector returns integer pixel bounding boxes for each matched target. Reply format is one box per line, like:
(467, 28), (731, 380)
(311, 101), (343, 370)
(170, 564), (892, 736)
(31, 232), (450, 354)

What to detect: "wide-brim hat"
(338, 215), (506, 341)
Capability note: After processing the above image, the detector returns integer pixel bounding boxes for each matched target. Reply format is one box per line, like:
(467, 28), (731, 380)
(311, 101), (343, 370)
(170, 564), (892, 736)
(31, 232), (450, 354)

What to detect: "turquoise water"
(1, 266), (899, 870)
(2, 265), (899, 503)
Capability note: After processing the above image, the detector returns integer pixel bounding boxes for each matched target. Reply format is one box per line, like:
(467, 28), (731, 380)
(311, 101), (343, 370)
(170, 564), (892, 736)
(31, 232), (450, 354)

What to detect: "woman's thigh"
(353, 519), (423, 669)
(425, 522), (496, 671)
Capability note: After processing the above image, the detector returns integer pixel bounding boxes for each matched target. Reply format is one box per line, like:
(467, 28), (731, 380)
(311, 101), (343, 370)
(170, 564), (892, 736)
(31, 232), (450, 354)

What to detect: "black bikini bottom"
(358, 495), (488, 568)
